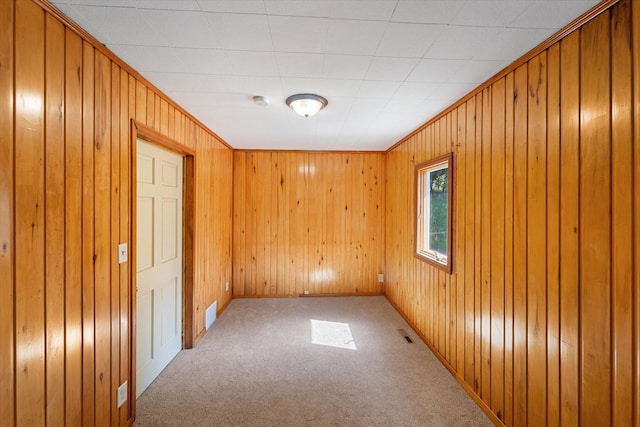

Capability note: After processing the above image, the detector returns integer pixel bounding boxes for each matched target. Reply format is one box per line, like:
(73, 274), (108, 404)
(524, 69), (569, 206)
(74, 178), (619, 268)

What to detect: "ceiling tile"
(512, 1), (601, 29)
(240, 77), (284, 97)
(427, 82), (478, 101)
(407, 59), (463, 83)
(473, 27), (555, 61)
(269, 16), (329, 53)
(390, 82), (440, 103)
(225, 51), (279, 76)
(424, 26), (501, 60)
(350, 97), (391, 113)
(196, 0), (265, 14)
(107, 45), (187, 73)
(375, 23), (443, 58)
(140, 9), (215, 48)
(50, 0), (599, 151)
(326, 19), (387, 55)
(322, 55), (372, 80)
(135, 0), (201, 10)
(328, 1), (397, 20)
(146, 72), (245, 93)
(449, 60), (510, 84)
(451, 1), (532, 27)
(203, 12), (273, 51)
(53, 0), (135, 6)
(356, 81), (402, 99)
(391, 1), (466, 24)
(281, 78), (361, 98)
(67, 5), (164, 46)
(365, 57), (419, 81)
(264, 0), (331, 18)
(171, 48), (232, 75)
(276, 53), (324, 78)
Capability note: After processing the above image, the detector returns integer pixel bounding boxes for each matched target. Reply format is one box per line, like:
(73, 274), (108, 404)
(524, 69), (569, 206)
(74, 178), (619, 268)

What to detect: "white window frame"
(414, 153), (453, 273)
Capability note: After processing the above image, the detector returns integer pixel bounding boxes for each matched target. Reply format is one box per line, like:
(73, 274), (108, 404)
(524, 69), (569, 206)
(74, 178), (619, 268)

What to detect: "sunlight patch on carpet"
(310, 319), (357, 350)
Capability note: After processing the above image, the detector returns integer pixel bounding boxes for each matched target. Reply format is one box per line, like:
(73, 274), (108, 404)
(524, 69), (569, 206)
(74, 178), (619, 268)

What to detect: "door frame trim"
(130, 120), (196, 416)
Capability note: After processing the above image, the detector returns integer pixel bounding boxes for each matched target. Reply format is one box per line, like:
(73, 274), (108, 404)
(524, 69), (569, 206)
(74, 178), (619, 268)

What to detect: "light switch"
(118, 243), (128, 264)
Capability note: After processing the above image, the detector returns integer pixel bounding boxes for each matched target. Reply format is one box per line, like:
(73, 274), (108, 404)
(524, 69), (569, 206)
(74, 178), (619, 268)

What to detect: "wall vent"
(397, 328), (413, 343)
(205, 301), (217, 330)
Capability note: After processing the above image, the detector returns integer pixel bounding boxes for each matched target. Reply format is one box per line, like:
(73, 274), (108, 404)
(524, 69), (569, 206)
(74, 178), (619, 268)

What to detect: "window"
(415, 153), (452, 273)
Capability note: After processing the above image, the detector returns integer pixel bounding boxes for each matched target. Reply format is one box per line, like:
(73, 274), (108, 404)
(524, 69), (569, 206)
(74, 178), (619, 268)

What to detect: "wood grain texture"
(546, 42), (561, 427)
(0, 1), (15, 425)
(64, 27), (84, 427)
(81, 39), (96, 426)
(233, 151), (384, 296)
(559, 30), (581, 427)
(384, 3), (637, 425)
(610, 2), (633, 426)
(512, 64), (528, 427)
(490, 77), (505, 422)
(527, 52), (548, 427)
(579, 12), (612, 426)
(14, 2), (46, 425)
(45, 14), (66, 427)
(633, 3), (640, 425)
(3, 1), (234, 424)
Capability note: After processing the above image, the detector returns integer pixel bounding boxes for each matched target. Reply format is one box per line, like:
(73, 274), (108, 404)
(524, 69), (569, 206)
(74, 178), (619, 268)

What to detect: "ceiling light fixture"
(286, 93), (328, 118)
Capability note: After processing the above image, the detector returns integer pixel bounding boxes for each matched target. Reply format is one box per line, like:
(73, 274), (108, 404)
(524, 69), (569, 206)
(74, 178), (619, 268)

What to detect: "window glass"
(415, 153), (452, 273)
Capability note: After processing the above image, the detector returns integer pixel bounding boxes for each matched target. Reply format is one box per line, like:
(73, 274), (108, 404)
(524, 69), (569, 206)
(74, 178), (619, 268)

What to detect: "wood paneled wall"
(233, 151), (385, 296)
(385, 1), (639, 425)
(0, 1), (233, 425)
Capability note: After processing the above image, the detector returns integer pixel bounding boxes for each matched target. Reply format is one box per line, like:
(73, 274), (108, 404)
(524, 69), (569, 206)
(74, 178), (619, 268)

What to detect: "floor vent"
(397, 329), (413, 344)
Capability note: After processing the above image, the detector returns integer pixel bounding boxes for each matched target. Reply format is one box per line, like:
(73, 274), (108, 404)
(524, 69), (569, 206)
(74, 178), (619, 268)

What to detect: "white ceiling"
(50, 0), (601, 151)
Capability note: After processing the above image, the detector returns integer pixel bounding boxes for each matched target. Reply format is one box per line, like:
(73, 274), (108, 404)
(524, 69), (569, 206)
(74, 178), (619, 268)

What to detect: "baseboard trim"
(232, 292), (384, 299)
(217, 297), (232, 317)
(385, 295), (505, 427)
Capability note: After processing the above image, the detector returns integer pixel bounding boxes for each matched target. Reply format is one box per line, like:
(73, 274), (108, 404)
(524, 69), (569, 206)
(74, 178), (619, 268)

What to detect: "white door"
(136, 139), (183, 398)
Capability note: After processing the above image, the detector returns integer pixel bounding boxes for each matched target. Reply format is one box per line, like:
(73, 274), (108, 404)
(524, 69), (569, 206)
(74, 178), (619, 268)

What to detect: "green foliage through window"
(415, 153), (452, 273)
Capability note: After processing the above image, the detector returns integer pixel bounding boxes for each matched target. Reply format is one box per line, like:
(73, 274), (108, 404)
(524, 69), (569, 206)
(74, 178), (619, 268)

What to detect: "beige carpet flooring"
(134, 296), (493, 426)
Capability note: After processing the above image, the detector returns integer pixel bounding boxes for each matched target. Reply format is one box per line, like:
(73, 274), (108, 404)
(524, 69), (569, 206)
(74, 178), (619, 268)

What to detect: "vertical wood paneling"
(490, 77), (505, 421)
(94, 50), (112, 426)
(474, 93), (483, 396)
(0, 0), (14, 424)
(559, 30), (580, 427)
(3, 1), (234, 424)
(232, 151), (385, 296)
(119, 68), (131, 426)
(546, 43), (561, 427)
(14, 2), (46, 425)
(580, 12), (612, 426)
(110, 63), (121, 427)
(45, 13), (66, 427)
(503, 71), (515, 427)
(385, 3), (638, 427)
(64, 27), (83, 427)
(527, 52), (547, 427)
(81, 39), (96, 426)
(464, 96), (476, 389)
(480, 88), (492, 403)
(633, 3), (640, 425)
(610, 2), (633, 426)
(512, 64), (528, 426)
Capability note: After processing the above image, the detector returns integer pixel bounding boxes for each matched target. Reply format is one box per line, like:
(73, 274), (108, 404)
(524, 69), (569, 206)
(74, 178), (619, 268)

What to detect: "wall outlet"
(303, 290), (310, 295)
(117, 381), (127, 408)
(378, 273), (384, 283)
(225, 282), (229, 292)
